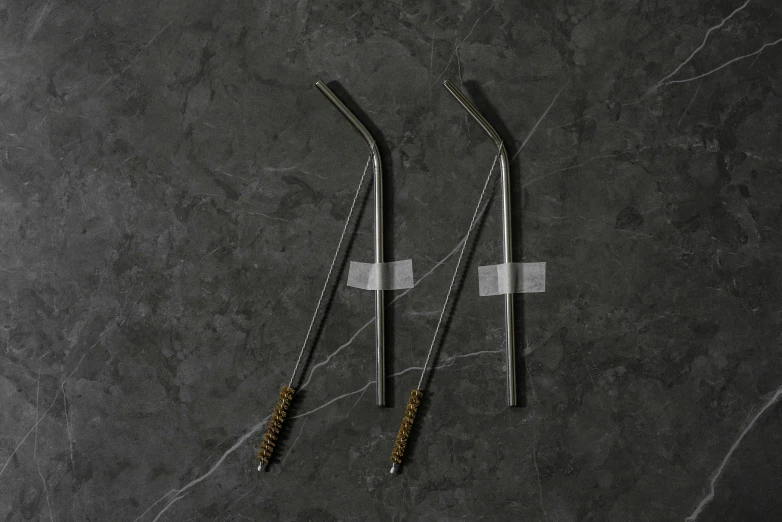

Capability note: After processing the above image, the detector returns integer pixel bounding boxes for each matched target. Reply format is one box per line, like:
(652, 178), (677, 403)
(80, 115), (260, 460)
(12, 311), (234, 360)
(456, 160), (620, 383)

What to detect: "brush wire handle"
(390, 389), (423, 473)
(257, 386), (295, 469)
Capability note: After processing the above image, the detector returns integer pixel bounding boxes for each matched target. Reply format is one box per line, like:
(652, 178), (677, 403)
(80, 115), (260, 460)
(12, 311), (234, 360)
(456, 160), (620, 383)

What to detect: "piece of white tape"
(478, 262), (546, 296)
(347, 260), (415, 290)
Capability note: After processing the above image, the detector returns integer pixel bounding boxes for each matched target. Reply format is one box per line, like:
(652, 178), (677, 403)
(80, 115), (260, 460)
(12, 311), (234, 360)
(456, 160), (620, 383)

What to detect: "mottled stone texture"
(1, 0), (781, 520)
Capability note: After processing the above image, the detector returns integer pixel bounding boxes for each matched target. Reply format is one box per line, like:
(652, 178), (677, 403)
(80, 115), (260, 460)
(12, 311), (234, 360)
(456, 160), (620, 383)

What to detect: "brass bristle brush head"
(257, 385), (295, 471)
(389, 389), (423, 474)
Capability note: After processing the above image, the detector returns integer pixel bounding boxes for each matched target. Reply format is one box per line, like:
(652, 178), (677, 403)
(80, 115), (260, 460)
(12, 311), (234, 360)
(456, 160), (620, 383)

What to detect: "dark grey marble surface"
(2, 0), (782, 520)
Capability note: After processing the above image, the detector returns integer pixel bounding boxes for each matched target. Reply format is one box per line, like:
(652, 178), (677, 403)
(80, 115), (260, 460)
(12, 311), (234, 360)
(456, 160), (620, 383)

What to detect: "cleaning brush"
(256, 85), (374, 470)
(390, 389), (423, 470)
(388, 142), (502, 474)
(257, 386), (295, 467)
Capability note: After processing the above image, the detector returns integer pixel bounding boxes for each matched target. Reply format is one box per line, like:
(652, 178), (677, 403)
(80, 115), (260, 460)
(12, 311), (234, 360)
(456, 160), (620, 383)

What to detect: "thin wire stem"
(288, 146), (375, 387)
(417, 147), (502, 389)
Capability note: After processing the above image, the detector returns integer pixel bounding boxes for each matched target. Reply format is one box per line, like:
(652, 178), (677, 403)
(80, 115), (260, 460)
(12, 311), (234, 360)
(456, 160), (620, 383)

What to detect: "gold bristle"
(390, 389), (423, 467)
(257, 386), (295, 467)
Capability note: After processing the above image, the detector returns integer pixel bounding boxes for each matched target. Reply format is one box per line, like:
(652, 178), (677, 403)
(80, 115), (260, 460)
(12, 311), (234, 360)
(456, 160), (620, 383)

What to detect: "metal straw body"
(315, 81), (386, 407)
(443, 80), (517, 406)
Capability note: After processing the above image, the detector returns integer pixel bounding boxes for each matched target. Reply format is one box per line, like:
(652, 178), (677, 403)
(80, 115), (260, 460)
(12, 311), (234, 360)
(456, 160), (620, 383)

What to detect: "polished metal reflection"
(315, 80), (386, 407)
(443, 80), (517, 407)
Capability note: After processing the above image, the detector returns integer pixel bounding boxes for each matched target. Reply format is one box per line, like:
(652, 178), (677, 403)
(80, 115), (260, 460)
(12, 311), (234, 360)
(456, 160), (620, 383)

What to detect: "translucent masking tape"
(347, 260), (415, 290)
(478, 262), (546, 296)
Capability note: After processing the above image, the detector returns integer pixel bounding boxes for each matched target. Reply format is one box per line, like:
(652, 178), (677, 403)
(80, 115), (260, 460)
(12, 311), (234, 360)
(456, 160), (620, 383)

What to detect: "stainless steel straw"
(315, 81), (387, 407)
(443, 80), (517, 407)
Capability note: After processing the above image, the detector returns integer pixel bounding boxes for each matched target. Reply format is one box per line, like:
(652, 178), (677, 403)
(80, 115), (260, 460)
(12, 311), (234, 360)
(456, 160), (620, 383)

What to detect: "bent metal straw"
(443, 80), (518, 407)
(315, 80), (388, 407)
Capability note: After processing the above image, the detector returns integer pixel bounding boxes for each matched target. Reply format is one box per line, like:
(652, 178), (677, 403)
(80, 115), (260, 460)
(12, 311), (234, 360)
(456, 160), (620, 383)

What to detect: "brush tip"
(390, 463), (401, 474)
